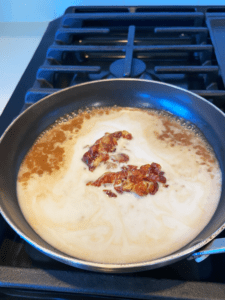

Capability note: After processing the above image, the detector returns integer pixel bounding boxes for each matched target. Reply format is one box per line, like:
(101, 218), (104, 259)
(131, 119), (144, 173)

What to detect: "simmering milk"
(17, 107), (222, 264)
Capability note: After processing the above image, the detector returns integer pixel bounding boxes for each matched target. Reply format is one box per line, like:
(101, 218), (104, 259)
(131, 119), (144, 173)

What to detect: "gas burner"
(110, 58), (146, 78)
(88, 58), (160, 82)
(88, 58), (147, 80)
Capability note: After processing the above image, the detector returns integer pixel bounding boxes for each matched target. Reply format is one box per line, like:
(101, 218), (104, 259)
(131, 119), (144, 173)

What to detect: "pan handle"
(188, 238), (225, 262)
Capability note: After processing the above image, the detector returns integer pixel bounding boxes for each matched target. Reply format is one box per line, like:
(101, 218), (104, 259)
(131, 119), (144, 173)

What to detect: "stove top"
(1, 6), (225, 299)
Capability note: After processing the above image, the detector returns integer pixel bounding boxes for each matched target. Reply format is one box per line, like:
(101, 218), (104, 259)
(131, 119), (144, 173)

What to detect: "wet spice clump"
(103, 190), (117, 198)
(84, 131), (167, 197)
(82, 130), (132, 171)
(87, 163), (167, 197)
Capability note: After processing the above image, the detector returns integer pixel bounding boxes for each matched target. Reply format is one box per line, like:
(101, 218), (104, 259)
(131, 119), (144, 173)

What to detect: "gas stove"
(1, 6), (225, 299)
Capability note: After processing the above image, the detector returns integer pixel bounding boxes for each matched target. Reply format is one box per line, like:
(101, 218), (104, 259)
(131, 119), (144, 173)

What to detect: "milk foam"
(17, 108), (222, 264)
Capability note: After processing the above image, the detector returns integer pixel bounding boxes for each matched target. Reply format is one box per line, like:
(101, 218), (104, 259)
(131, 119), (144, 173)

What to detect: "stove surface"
(1, 6), (225, 300)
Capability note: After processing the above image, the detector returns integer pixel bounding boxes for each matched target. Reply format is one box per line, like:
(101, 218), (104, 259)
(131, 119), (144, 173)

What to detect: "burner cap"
(110, 58), (146, 78)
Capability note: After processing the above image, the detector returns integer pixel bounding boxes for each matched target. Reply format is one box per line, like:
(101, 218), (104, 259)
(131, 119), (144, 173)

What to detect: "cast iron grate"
(25, 7), (225, 111)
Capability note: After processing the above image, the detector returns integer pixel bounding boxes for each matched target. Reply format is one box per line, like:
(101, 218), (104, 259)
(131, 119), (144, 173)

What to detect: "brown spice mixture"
(82, 131), (132, 172)
(155, 117), (215, 166)
(87, 163), (167, 197)
(18, 128), (68, 185)
(18, 114), (88, 184)
(18, 108), (120, 185)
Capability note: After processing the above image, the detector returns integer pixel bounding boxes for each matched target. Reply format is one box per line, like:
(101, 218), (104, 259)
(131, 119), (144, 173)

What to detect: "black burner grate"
(24, 7), (225, 111)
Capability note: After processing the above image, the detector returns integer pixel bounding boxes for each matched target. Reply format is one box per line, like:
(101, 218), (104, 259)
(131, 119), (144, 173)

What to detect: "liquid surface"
(17, 108), (222, 264)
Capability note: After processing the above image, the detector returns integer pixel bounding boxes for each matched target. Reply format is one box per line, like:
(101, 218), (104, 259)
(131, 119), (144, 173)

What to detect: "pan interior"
(0, 79), (224, 271)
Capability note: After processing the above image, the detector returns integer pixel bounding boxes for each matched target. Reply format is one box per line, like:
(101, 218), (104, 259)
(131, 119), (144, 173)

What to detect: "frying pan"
(0, 78), (225, 273)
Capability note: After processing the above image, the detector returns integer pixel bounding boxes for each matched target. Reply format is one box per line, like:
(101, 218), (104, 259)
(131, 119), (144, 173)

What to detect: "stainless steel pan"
(0, 78), (225, 272)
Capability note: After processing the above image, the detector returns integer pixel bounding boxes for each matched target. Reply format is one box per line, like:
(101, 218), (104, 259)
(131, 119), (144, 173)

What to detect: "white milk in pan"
(17, 107), (222, 264)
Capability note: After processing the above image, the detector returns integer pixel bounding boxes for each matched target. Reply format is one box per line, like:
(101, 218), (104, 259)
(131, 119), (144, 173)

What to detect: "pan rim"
(1, 78), (225, 142)
(0, 78), (225, 272)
